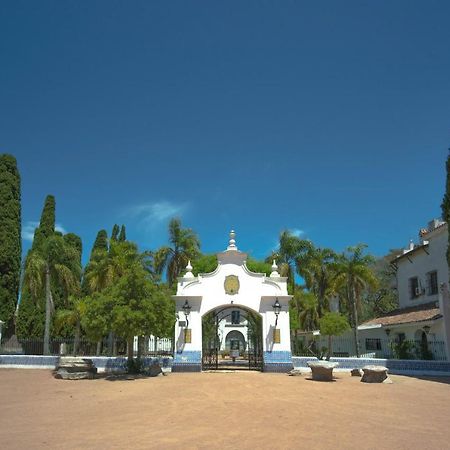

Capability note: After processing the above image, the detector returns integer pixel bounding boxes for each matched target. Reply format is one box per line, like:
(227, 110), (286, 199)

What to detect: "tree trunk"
(74, 319), (81, 356)
(327, 335), (332, 361)
(96, 340), (101, 356)
(137, 336), (144, 360)
(107, 331), (114, 356)
(127, 337), (134, 361)
(43, 265), (52, 356)
(351, 283), (361, 357)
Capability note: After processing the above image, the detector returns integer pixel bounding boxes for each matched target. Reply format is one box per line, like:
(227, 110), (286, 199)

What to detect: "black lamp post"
(182, 299), (191, 328)
(272, 298), (281, 327)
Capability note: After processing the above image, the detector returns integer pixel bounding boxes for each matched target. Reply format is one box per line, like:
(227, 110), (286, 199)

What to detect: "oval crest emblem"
(224, 275), (239, 295)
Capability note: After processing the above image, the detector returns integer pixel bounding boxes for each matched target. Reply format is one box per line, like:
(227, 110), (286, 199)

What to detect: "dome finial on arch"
(227, 229), (237, 251)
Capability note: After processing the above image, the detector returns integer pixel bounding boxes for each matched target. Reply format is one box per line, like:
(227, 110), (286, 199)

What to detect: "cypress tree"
(32, 195), (55, 250)
(441, 151), (450, 266)
(91, 230), (108, 255)
(118, 225), (126, 242)
(17, 195), (56, 338)
(111, 224), (119, 241)
(0, 154), (21, 337)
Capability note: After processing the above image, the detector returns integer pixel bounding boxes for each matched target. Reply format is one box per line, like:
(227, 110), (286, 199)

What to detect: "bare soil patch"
(1, 369), (449, 449)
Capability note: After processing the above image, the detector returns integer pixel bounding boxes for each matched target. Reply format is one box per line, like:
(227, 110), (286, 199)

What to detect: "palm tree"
(54, 296), (84, 355)
(298, 246), (337, 317)
(84, 240), (144, 355)
(267, 230), (311, 293)
(23, 235), (81, 355)
(334, 244), (378, 357)
(154, 218), (200, 287)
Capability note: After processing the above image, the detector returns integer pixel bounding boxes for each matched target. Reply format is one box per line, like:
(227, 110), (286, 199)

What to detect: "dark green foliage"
(118, 225), (126, 242)
(91, 230), (108, 256)
(32, 195), (55, 250)
(0, 154), (21, 337)
(362, 250), (400, 321)
(246, 257), (271, 276)
(319, 312), (350, 336)
(192, 254), (218, 275)
(111, 224), (120, 241)
(441, 152), (450, 266)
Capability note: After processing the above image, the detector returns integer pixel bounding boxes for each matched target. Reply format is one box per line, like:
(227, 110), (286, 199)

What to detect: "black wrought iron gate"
(201, 307), (263, 371)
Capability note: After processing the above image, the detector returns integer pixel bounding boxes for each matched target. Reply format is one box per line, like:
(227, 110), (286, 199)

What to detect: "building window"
(231, 311), (240, 324)
(396, 333), (406, 344)
(426, 271), (438, 296)
(365, 338), (382, 351)
(409, 277), (420, 299)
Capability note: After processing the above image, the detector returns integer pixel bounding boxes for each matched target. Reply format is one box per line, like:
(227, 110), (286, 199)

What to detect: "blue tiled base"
(263, 351), (293, 373)
(264, 363), (293, 373)
(172, 364), (202, 372)
(292, 356), (450, 375)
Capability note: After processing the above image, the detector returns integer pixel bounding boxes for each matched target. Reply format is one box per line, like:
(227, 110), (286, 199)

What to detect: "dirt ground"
(1, 369), (450, 450)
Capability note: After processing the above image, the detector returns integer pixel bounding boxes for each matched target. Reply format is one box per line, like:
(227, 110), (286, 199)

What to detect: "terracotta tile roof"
(361, 302), (442, 327)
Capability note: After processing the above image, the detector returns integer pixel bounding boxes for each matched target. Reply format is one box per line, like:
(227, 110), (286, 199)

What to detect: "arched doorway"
(202, 305), (263, 371)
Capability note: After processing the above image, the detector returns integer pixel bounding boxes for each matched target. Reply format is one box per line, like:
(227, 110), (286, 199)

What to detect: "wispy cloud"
(268, 228), (306, 253)
(290, 228), (304, 238)
(125, 200), (189, 229)
(22, 221), (67, 242)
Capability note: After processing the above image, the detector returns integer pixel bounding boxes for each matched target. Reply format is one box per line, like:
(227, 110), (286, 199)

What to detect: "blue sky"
(1, 1), (449, 264)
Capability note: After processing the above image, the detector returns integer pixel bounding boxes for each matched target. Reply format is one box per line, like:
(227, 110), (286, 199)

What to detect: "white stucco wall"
(396, 225), (448, 309)
(173, 242), (292, 357)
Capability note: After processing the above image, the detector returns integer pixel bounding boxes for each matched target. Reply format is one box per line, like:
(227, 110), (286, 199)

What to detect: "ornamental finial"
(270, 259), (280, 278)
(227, 229), (237, 251)
(184, 260), (194, 278)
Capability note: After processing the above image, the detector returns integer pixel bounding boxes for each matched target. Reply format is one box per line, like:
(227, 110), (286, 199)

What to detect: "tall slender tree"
(154, 218), (200, 287)
(111, 224), (120, 241)
(267, 230), (312, 293)
(298, 246), (337, 317)
(118, 225), (126, 242)
(441, 151), (450, 266)
(32, 195), (55, 250)
(334, 244), (378, 357)
(17, 195), (56, 338)
(0, 154), (21, 337)
(23, 235), (81, 354)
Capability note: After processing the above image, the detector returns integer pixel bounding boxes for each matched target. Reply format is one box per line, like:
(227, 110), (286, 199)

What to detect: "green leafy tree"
(319, 312), (350, 360)
(155, 218), (200, 287)
(246, 257), (272, 276)
(54, 295), (84, 355)
(22, 235), (81, 354)
(363, 250), (400, 321)
(192, 254), (218, 276)
(0, 154), (21, 337)
(334, 244), (378, 357)
(267, 230), (312, 293)
(298, 246), (337, 317)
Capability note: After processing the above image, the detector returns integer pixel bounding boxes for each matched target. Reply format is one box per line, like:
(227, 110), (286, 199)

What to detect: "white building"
(172, 231), (293, 372)
(357, 218), (450, 360)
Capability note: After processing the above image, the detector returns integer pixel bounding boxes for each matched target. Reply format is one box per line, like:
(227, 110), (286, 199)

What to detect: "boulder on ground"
(55, 357), (97, 380)
(351, 368), (363, 377)
(307, 361), (339, 381)
(288, 369), (302, 376)
(148, 362), (162, 377)
(361, 365), (392, 384)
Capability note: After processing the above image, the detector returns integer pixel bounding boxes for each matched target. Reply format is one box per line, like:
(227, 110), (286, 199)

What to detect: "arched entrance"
(173, 230), (293, 372)
(202, 305), (263, 371)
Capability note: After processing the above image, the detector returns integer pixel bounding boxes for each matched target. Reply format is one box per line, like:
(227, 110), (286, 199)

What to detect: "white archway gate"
(173, 231), (293, 372)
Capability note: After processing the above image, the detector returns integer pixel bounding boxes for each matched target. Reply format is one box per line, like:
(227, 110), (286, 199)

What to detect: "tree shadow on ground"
(397, 375), (450, 385)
